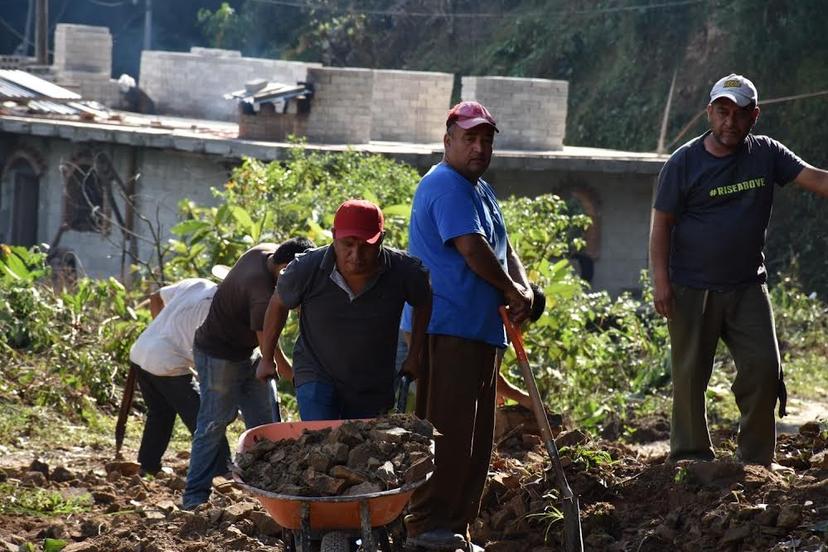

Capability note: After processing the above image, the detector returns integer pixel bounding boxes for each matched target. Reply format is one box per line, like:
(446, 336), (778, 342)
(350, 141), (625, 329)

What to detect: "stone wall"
(461, 76), (568, 151)
(305, 67), (374, 144)
(370, 70), (453, 143)
(139, 48), (320, 122)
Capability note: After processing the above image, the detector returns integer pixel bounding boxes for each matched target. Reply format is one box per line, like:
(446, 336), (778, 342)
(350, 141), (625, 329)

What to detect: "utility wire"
(245, 0), (706, 18)
(0, 14), (26, 41)
(86, 0), (129, 7)
(668, 89), (828, 150)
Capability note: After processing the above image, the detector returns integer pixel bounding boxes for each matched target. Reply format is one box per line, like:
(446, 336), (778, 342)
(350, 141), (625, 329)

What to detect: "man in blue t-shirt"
(650, 73), (828, 468)
(402, 101), (533, 551)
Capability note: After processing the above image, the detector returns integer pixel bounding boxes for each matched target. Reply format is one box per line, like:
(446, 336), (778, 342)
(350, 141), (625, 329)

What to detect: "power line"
(245, 0), (706, 18)
(0, 15), (26, 41)
(86, 0), (129, 7)
(668, 89), (828, 150)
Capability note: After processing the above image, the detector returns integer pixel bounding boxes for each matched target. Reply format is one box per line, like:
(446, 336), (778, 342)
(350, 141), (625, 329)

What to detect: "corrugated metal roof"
(0, 69), (82, 100)
(27, 100), (79, 115)
(0, 69), (109, 117)
(0, 77), (36, 99)
(224, 82), (311, 105)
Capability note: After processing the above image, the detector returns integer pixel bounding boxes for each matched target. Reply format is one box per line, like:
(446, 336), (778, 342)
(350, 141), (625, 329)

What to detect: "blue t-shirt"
(402, 162), (508, 347)
(654, 133), (805, 289)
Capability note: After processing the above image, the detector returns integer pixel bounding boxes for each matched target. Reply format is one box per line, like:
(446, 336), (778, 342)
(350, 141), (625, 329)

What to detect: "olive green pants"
(668, 283), (781, 465)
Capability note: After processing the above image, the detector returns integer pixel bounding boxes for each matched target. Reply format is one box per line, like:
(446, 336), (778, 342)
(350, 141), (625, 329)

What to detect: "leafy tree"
(197, 2), (246, 50)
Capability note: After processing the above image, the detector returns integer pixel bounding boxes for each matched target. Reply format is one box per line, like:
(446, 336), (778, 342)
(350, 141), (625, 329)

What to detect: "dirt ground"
(1, 409), (826, 552)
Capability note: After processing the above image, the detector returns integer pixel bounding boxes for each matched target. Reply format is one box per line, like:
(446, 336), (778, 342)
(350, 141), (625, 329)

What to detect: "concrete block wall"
(51, 24), (121, 107)
(53, 24), (112, 75)
(461, 76), (568, 151)
(305, 67), (374, 144)
(370, 70), (453, 143)
(55, 71), (121, 106)
(139, 48), (320, 122)
(238, 104), (308, 141)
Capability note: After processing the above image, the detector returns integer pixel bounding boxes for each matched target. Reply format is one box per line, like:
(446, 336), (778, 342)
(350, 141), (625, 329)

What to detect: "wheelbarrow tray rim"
(234, 418), (433, 530)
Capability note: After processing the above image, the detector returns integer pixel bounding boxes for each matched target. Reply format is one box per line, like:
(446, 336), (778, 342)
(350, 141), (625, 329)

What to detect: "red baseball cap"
(333, 199), (384, 244)
(446, 101), (499, 132)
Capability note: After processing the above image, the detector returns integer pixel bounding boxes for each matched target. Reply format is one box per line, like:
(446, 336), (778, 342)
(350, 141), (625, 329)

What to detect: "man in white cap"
(650, 73), (828, 468)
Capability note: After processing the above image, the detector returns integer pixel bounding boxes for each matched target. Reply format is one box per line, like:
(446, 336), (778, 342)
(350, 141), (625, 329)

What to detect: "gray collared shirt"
(276, 245), (430, 414)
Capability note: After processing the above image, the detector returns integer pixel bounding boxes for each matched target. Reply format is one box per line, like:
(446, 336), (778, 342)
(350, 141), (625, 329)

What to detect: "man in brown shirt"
(182, 237), (314, 510)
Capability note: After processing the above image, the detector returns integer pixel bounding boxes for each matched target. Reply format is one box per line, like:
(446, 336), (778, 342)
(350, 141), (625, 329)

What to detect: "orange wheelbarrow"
(234, 415), (431, 552)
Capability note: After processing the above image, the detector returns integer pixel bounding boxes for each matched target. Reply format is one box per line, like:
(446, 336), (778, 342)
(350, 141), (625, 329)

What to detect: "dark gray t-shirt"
(654, 133), (805, 289)
(276, 245), (431, 414)
(194, 244), (277, 361)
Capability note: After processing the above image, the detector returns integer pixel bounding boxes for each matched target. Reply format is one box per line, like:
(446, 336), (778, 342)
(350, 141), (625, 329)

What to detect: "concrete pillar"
(370, 69), (454, 143)
(461, 76), (568, 151)
(305, 67), (374, 144)
(53, 24), (112, 76)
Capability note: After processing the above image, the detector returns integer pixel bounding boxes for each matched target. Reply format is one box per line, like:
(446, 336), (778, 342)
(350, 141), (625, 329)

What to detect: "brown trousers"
(406, 334), (498, 538)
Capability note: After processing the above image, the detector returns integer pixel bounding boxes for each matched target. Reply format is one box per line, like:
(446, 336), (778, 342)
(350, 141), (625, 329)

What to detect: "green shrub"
(165, 146), (420, 280)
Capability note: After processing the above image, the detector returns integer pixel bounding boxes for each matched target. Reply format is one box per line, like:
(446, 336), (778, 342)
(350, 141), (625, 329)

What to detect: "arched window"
(64, 163), (108, 232)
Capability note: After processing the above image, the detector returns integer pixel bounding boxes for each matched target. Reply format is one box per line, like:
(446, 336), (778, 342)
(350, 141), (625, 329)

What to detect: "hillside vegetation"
(2, 0), (825, 292)
(208, 0), (828, 294)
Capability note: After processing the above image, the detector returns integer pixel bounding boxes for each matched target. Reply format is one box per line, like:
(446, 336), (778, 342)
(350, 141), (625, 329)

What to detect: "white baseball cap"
(211, 264), (230, 281)
(709, 73), (758, 107)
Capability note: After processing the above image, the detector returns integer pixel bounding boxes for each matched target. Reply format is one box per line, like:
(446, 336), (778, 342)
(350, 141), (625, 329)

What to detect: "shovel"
(499, 306), (584, 552)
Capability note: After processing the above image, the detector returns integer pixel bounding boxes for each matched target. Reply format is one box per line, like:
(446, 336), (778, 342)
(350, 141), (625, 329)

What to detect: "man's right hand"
(256, 356), (277, 382)
(504, 282), (532, 324)
(653, 278), (674, 319)
(400, 354), (420, 381)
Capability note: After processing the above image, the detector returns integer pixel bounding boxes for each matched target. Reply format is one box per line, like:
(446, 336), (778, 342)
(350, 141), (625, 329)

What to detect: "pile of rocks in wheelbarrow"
(232, 414), (435, 497)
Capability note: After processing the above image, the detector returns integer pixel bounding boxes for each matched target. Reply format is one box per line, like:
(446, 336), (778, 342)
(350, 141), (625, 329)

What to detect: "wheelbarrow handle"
(268, 377), (282, 423)
(396, 374), (412, 413)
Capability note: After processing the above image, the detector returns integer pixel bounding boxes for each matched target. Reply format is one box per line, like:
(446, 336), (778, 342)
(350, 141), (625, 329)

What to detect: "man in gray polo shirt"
(257, 199), (432, 419)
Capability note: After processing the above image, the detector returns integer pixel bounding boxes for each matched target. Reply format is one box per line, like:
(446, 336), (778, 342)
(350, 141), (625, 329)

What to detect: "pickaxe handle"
(114, 363), (138, 458)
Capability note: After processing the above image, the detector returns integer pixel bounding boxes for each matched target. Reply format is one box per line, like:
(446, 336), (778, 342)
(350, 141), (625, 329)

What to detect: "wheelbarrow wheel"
(320, 531), (350, 552)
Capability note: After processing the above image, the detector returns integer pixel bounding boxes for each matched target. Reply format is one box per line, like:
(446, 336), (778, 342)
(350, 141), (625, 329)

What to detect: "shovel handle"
(499, 307), (573, 497)
(500, 306), (584, 552)
(500, 307), (528, 363)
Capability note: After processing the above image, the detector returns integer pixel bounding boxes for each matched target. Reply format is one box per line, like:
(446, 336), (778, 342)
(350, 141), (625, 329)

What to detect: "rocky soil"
(478, 411), (828, 552)
(0, 409), (825, 552)
(233, 415), (434, 497)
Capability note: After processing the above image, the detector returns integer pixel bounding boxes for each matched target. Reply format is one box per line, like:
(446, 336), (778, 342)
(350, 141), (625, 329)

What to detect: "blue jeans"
(296, 381), (384, 421)
(183, 347), (272, 509)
